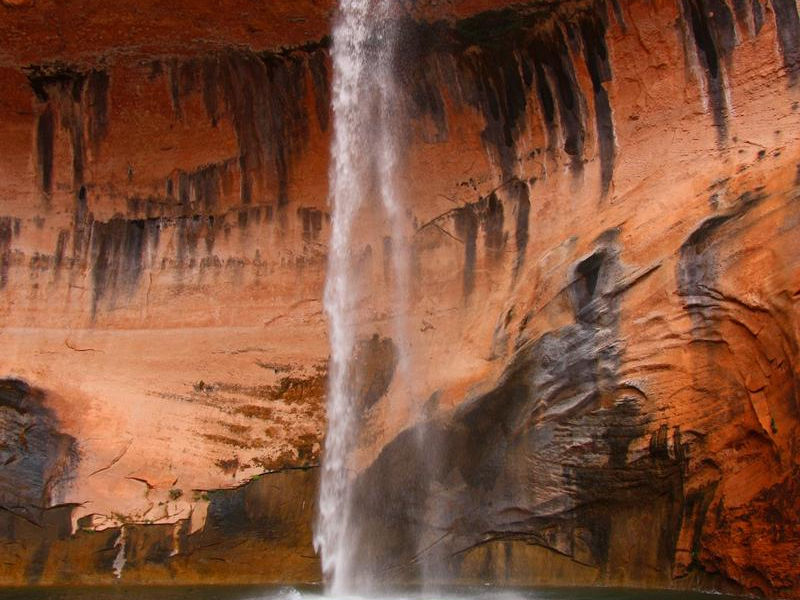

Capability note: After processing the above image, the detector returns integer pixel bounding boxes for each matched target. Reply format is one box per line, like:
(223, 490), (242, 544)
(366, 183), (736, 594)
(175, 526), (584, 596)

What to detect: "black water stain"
(448, 191), (515, 297)
(26, 66), (85, 103)
(577, 13), (616, 194)
(35, 106), (54, 197)
(86, 70), (110, 155)
(30, 69), (86, 186)
(201, 59), (220, 126)
(610, 0), (627, 31)
(175, 215), (214, 267)
(681, 0), (736, 139)
(308, 48), (331, 133)
(572, 249), (608, 321)
(53, 229), (69, 270)
(673, 194), (772, 573)
(678, 213), (733, 298)
(536, 28), (588, 171)
(124, 524), (177, 568)
(25, 65), (111, 193)
(677, 190), (766, 305)
(89, 217), (159, 317)
(72, 185), (92, 259)
(532, 57), (557, 149)
(0, 217), (13, 289)
(770, 0), (800, 85)
(353, 334), (398, 410)
(399, 6), (606, 181)
(753, 0), (765, 33)
(482, 192), (505, 254)
(349, 236), (686, 582)
(731, 0), (752, 32)
(454, 206), (478, 297)
(174, 160), (235, 215)
(708, 0), (738, 57)
(511, 179), (531, 280)
(162, 44), (329, 211)
(457, 35), (533, 171)
(166, 58), (189, 119)
(298, 207), (324, 242)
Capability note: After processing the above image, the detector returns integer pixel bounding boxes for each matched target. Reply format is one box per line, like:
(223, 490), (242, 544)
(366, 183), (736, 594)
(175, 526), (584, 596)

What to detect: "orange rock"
(0, 0), (798, 595)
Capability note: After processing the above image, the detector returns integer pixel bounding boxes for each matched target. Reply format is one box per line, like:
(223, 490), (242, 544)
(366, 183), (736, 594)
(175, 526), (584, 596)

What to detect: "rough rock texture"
(0, 467), (319, 585)
(0, 0), (799, 596)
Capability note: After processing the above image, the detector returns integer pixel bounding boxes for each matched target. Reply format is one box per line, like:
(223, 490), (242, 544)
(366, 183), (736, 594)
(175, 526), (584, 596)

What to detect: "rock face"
(0, 0), (799, 596)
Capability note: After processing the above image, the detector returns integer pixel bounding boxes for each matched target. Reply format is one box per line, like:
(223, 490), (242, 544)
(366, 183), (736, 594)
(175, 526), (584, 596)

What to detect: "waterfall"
(315, 0), (407, 593)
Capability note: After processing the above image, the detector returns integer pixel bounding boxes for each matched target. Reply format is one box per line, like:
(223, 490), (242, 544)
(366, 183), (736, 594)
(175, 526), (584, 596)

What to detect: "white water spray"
(315, 0), (409, 593)
(112, 526), (127, 579)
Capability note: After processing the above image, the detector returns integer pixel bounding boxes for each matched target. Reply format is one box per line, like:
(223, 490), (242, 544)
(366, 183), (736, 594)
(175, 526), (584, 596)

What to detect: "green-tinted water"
(0, 587), (745, 600)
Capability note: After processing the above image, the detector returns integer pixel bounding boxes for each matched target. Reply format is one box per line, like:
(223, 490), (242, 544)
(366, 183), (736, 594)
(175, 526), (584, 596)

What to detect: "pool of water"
(0, 586), (745, 600)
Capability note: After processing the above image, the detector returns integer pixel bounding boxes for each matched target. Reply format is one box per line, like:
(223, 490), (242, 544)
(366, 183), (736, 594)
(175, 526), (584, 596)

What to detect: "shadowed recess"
(0, 379), (79, 522)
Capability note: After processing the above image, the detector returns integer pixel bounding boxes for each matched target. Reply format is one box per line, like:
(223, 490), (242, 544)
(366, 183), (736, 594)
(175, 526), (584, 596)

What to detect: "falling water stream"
(315, 0), (408, 593)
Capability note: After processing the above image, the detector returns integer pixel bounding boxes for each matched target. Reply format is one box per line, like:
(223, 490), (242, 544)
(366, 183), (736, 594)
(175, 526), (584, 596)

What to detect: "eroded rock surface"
(0, 0), (798, 595)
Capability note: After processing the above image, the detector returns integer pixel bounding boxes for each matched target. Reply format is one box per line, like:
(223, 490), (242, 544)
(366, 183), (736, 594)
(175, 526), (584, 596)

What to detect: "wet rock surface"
(0, 379), (78, 517)
(0, 0), (799, 595)
(0, 468), (319, 585)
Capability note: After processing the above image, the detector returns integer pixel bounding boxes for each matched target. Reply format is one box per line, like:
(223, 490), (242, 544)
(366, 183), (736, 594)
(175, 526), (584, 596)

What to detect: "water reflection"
(0, 586), (744, 600)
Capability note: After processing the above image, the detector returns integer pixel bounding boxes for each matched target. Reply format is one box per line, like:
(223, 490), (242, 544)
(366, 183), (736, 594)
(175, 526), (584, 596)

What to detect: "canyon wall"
(0, 0), (799, 596)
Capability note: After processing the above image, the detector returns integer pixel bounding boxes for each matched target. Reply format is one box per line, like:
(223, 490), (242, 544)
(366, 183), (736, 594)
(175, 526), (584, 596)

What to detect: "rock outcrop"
(0, 0), (798, 596)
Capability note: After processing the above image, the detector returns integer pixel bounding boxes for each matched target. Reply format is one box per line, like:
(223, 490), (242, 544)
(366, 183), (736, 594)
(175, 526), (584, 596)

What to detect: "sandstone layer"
(0, 0), (799, 596)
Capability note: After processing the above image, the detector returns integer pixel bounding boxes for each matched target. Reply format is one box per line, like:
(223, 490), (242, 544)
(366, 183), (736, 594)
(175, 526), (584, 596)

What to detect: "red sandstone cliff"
(0, 0), (799, 596)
